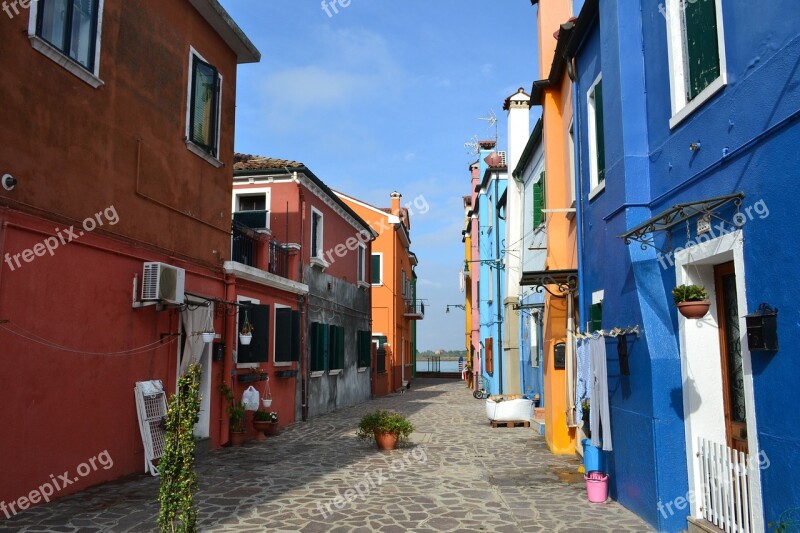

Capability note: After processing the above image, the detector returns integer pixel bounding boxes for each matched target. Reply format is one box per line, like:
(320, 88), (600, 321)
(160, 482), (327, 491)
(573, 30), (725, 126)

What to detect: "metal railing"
(404, 299), (426, 317)
(233, 210), (269, 230)
(231, 221), (290, 278)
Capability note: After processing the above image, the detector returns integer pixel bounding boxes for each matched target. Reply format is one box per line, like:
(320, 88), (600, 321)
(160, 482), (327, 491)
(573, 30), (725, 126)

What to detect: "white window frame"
(273, 303), (292, 367)
(587, 73), (605, 200)
(664, 0), (727, 129)
(185, 47), (223, 168)
(236, 295), (260, 369)
(371, 252), (383, 286)
(568, 118), (576, 206)
(357, 243), (369, 288)
(28, 0), (106, 88)
(232, 188), (271, 230)
(401, 271), (407, 297)
(310, 206), (324, 259)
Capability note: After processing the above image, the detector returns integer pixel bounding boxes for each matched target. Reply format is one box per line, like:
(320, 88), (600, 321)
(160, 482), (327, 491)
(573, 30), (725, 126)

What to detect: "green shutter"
(328, 325), (345, 370)
(371, 254), (381, 284)
(275, 308), (292, 363)
(685, 0), (721, 101)
(337, 326), (345, 369)
(310, 322), (328, 372)
(589, 303), (603, 332)
(594, 80), (606, 183)
(533, 172), (546, 227)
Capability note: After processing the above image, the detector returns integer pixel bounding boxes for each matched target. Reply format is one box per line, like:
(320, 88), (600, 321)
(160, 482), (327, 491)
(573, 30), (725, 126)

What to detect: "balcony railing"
(233, 210), (269, 230)
(404, 299), (426, 319)
(231, 221), (290, 278)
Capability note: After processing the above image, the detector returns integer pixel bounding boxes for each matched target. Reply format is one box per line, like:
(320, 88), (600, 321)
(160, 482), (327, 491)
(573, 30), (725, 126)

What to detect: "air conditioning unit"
(142, 262), (185, 304)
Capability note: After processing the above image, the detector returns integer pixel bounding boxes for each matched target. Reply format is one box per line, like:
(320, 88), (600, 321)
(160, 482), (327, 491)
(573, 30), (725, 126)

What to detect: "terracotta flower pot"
(252, 420), (271, 441)
(677, 300), (710, 319)
(374, 431), (398, 450)
(230, 431), (246, 447)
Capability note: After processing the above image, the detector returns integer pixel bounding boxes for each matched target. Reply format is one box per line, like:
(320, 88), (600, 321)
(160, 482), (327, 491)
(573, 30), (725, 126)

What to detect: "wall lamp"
(446, 304), (467, 313)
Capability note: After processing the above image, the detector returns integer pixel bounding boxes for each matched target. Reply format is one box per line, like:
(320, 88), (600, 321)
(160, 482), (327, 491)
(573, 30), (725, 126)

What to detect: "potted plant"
(219, 382), (247, 446)
(673, 284), (710, 319)
(201, 327), (215, 344)
(253, 411), (278, 441)
(356, 410), (414, 450)
(239, 311), (253, 346)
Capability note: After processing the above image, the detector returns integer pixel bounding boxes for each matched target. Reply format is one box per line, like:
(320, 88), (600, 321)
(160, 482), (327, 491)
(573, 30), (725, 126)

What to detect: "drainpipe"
(221, 272), (236, 445)
(299, 186), (309, 422)
(574, 78), (588, 330)
(495, 175), (504, 395)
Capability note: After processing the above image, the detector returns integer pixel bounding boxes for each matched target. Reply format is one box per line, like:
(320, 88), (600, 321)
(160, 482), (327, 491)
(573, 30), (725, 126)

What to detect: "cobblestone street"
(2, 379), (652, 532)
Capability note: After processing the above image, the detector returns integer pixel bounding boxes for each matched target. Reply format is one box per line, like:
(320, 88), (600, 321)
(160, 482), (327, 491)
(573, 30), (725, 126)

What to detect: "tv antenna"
(464, 135), (481, 155)
(463, 110), (499, 156)
(478, 109), (498, 144)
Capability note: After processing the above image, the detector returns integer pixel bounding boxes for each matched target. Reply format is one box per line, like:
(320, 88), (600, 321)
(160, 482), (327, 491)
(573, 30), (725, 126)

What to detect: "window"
(310, 208), (323, 259)
(376, 343), (387, 374)
(239, 195), (266, 211)
(485, 337), (494, 375)
(568, 120), (576, 204)
(357, 244), (367, 283)
(371, 254), (382, 285)
(665, 0), (726, 127)
(357, 331), (372, 368)
(401, 271), (407, 296)
(237, 301), (269, 365)
(188, 52), (221, 158)
(274, 307), (300, 364)
(533, 171), (546, 228)
(233, 192), (270, 230)
(29, 0), (104, 87)
(310, 322), (328, 372)
(328, 325), (344, 371)
(587, 75), (606, 198)
(35, 0), (100, 71)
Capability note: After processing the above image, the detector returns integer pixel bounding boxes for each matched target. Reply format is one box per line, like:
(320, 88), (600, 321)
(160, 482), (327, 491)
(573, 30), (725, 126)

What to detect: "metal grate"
(135, 381), (167, 476)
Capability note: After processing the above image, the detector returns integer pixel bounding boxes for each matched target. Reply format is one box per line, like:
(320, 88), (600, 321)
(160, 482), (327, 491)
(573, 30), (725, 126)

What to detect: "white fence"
(697, 437), (754, 533)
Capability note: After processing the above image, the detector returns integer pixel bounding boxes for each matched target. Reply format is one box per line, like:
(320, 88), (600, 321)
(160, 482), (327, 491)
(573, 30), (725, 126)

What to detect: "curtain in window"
(191, 59), (218, 152)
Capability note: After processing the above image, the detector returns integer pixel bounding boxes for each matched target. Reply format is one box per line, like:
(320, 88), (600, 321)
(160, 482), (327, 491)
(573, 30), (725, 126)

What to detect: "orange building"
(530, 0), (578, 454)
(336, 192), (423, 396)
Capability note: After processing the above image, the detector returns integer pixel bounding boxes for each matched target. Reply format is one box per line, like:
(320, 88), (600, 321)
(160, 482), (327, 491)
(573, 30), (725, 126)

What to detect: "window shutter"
(275, 308), (292, 363)
(533, 172), (546, 227)
(310, 322), (326, 372)
(291, 311), (301, 361)
(589, 303), (603, 332)
(337, 326), (345, 369)
(486, 337), (494, 375)
(239, 304), (269, 364)
(594, 81), (606, 183)
(685, 0), (721, 101)
(371, 255), (381, 284)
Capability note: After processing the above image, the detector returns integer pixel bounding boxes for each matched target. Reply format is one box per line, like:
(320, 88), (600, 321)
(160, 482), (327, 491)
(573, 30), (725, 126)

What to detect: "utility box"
(746, 304), (778, 352)
(554, 342), (566, 369)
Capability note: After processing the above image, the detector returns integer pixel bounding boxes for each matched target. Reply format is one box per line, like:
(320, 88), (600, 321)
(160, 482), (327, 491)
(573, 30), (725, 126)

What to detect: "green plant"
(158, 363), (202, 533)
(580, 399), (590, 411)
(770, 508), (800, 532)
(672, 284), (709, 305)
(253, 410), (277, 423)
(240, 312), (253, 336)
(356, 410), (414, 444)
(218, 382), (246, 433)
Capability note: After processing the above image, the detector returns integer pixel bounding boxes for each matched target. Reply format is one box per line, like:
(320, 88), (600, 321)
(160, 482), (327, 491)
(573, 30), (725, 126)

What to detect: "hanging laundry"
(575, 337), (592, 425)
(590, 335), (613, 451)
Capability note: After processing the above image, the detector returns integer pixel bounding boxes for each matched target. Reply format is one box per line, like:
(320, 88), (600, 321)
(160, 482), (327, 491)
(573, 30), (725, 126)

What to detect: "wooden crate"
(490, 420), (531, 428)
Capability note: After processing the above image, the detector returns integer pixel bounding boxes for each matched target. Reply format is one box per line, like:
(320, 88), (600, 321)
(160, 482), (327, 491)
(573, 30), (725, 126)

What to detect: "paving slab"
(0, 379), (653, 532)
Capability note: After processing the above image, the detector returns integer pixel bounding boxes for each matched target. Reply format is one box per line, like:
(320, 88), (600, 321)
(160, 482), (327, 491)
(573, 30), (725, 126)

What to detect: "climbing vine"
(158, 363), (202, 532)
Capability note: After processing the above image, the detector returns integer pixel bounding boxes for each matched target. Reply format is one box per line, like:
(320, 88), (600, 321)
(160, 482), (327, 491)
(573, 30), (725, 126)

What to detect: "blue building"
(475, 144), (509, 396)
(567, 0), (800, 531)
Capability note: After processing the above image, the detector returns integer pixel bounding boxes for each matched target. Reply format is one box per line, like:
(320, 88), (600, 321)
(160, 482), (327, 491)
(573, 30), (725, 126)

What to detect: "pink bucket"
(584, 471), (609, 503)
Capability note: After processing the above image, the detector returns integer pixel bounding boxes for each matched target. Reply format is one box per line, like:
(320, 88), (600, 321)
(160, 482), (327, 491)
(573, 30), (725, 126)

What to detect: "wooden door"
(714, 262), (749, 454)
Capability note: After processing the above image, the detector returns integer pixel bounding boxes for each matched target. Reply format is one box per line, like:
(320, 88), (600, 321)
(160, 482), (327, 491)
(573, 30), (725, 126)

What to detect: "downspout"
(299, 186), (309, 422)
(495, 175), (504, 395)
(574, 72), (588, 331)
(220, 272), (236, 445)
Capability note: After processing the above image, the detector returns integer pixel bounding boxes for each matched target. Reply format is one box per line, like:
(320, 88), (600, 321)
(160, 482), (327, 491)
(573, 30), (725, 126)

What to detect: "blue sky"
(222, 0), (541, 351)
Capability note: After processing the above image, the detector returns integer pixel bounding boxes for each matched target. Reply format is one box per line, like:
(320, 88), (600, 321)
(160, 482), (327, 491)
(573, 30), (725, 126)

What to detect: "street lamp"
(446, 304), (467, 313)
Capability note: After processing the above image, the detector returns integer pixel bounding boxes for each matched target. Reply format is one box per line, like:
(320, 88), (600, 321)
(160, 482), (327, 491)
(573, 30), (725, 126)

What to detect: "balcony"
(231, 221), (291, 279)
(233, 210), (269, 230)
(404, 299), (426, 319)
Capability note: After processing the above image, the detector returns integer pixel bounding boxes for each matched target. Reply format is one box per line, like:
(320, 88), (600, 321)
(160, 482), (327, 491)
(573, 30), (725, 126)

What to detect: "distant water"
(415, 359), (462, 373)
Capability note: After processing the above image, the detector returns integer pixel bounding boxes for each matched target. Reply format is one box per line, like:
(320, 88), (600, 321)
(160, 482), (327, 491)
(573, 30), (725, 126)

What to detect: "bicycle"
(473, 376), (490, 399)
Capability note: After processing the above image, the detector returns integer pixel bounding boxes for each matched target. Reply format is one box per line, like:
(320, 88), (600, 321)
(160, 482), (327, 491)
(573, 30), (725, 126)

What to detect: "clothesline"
(573, 325), (640, 340)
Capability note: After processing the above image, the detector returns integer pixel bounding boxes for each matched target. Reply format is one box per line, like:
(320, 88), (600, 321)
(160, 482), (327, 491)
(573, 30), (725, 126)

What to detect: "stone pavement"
(1, 379), (653, 532)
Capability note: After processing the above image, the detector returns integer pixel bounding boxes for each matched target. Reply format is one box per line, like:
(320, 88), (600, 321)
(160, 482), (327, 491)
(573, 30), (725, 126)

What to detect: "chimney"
(505, 87), (532, 174)
(390, 191), (402, 216)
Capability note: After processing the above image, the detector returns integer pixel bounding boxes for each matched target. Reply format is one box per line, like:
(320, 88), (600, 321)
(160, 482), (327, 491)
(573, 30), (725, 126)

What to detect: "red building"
(0, 0), (259, 509)
(233, 155), (376, 421)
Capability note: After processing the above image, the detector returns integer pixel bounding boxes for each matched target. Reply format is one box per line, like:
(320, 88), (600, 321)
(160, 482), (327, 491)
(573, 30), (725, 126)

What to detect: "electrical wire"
(0, 321), (179, 356)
